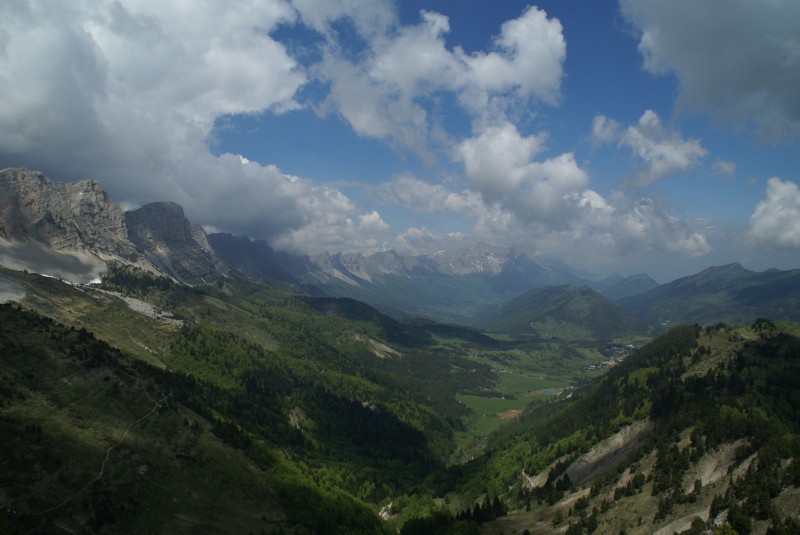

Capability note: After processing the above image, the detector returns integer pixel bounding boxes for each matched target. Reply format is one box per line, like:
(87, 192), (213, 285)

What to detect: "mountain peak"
(0, 167), (130, 253)
(124, 202), (229, 283)
(598, 273), (660, 300)
(1, 169), (234, 284)
(481, 283), (642, 340)
(601, 273), (625, 285)
(125, 202), (194, 245)
(679, 263), (755, 288)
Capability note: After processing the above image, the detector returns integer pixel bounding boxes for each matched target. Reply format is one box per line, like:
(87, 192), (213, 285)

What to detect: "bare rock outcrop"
(125, 202), (230, 283)
(0, 168), (229, 284)
(0, 168), (133, 257)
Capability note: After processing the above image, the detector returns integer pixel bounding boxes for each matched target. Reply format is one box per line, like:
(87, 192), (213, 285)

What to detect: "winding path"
(35, 399), (162, 516)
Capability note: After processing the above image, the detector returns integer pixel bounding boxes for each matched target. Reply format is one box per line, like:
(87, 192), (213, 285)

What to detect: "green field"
(496, 369), (563, 394)
(449, 337), (631, 461)
(453, 394), (529, 455)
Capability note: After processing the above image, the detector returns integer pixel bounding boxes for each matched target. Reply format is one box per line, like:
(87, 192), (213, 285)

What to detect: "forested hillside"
(0, 266), (502, 533)
(0, 304), (392, 533)
(618, 264), (800, 329)
(424, 321), (800, 534)
(480, 285), (644, 340)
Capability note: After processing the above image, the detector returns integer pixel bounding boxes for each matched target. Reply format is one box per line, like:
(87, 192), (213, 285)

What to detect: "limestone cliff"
(125, 202), (230, 283)
(0, 168), (229, 284)
(0, 168), (134, 257)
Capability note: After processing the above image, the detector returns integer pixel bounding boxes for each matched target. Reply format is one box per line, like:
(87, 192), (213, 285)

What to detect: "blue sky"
(1, 0), (799, 281)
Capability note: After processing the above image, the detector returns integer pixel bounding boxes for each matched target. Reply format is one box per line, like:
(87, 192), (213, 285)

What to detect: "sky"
(1, 0), (799, 282)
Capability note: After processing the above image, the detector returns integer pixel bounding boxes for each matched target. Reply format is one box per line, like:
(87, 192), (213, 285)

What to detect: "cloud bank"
(0, 0), (792, 276)
(620, 0), (800, 139)
(0, 0), (568, 254)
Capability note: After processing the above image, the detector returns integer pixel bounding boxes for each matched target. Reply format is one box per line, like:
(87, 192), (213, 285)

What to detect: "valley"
(1, 168), (799, 534)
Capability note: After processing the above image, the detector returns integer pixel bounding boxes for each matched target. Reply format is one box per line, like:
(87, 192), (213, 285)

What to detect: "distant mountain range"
(2, 167), (799, 329)
(617, 262), (800, 329)
(476, 265), (800, 339)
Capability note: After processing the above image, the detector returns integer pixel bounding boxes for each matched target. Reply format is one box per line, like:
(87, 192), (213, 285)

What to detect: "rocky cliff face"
(424, 244), (519, 276)
(125, 202), (230, 283)
(0, 168), (133, 256)
(125, 202), (194, 247)
(0, 169), (229, 284)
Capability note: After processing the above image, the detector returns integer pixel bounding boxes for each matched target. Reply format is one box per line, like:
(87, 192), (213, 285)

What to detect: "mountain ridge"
(618, 262), (800, 328)
(3, 168), (799, 329)
(0, 169), (228, 284)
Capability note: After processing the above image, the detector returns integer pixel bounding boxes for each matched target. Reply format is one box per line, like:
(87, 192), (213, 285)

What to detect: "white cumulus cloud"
(310, 5), (566, 156)
(712, 159), (736, 178)
(455, 122), (588, 225)
(591, 115), (622, 146)
(376, 175), (484, 215)
(455, 5), (566, 114)
(593, 111), (707, 185)
(749, 177), (800, 248)
(620, 110), (707, 184)
(577, 193), (711, 257)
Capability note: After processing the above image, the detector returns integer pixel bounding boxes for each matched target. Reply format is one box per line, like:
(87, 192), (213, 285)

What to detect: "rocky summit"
(125, 202), (230, 284)
(0, 167), (132, 256)
(0, 169), (228, 284)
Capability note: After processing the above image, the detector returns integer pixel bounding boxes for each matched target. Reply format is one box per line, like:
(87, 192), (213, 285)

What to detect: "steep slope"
(1, 265), (512, 532)
(618, 263), (800, 328)
(0, 167), (131, 255)
(480, 285), (646, 340)
(206, 232), (297, 286)
(125, 202), (230, 284)
(0, 168), (140, 282)
(452, 321), (800, 535)
(0, 304), (386, 534)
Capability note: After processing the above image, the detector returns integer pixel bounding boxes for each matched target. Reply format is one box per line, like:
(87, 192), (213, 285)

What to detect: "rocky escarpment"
(125, 202), (195, 247)
(125, 202), (230, 283)
(0, 168), (135, 258)
(0, 168), (230, 284)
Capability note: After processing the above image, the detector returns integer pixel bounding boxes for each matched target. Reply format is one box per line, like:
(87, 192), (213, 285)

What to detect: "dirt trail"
(522, 454), (571, 489)
(35, 399), (162, 516)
